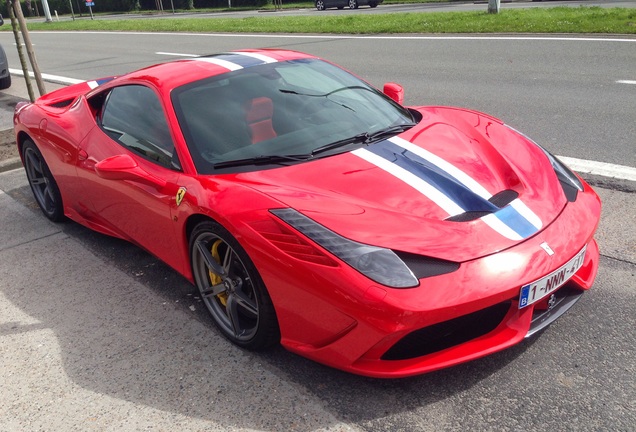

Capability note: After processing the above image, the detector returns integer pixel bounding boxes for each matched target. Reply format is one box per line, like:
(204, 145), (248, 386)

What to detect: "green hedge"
(2, 0), (269, 16)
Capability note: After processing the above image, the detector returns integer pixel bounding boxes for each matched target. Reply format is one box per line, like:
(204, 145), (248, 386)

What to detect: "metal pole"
(10, 0), (47, 96)
(41, 0), (53, 22)
(8, 2), (35, 102)
(68, 0), (75, 20)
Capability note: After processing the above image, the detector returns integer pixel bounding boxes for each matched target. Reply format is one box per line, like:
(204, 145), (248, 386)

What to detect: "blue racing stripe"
(95, 77), (115, 86)
(213, 53), (267, 68)
(368, 140), (499, 213)
(492, 205), (540, 239)
(368, 139), (540, 240)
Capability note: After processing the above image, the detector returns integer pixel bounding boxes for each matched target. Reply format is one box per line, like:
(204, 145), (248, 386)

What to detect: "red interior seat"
(244, 97), (276, 144)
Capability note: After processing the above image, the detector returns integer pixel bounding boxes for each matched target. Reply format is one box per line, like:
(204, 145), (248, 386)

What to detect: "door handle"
(78, 149), (88, 161)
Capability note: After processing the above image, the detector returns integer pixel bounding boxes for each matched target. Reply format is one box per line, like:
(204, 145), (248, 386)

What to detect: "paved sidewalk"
(0, 164), (357, 432)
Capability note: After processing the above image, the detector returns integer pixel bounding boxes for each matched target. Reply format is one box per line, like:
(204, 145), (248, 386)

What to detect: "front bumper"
(268, 181), (601, 378)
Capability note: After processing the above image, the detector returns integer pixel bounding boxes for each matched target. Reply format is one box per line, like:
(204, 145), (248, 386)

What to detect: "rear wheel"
(369, 2), (378, 7)
(22, 140), (64, 222)
(316, 0), (325, 10)
(190, 221), (279, 350)
(348, 0), (358, 8)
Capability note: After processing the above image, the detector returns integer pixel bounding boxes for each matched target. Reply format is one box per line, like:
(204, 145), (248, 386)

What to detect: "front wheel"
(190, 221), (279, 350)
(22, 140), (65, 222)
(315, 0), (326, 10)
(348, 0), (358, 9)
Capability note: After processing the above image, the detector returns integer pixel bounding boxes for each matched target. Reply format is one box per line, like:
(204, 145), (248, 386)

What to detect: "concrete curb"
(0, 156), (21, 173)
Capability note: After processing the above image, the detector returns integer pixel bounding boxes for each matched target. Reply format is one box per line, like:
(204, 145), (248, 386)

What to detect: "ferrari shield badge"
(176, 187), (187, 207)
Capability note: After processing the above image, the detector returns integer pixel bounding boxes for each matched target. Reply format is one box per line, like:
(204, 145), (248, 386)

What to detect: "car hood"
(236, 106), (568, 262)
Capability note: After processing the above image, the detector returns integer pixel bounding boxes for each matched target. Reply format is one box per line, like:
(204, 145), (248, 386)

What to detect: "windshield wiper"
(213, 154), (312, 169)
(311, 132), (371, 156)
(311, 124), (416, 156)
(279, 85), (371, 98)
(365, 124), (416, 143)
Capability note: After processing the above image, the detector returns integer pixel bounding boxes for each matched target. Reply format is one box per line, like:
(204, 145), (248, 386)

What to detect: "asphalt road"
(0, 28), (635, 431)
(1, 32), (635, 167)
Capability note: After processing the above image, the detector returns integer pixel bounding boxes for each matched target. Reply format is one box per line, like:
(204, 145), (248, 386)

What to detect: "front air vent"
(394, 251), (460, 279)
(49, 99), (74, 108)
(488, 189), (519, 208)
(446, 211), (492, 222)
(446, 189), (519, 223)
(381, 301), (511, 360)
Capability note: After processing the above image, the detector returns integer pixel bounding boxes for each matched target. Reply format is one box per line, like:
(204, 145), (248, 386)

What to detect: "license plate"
(518, 245), (587, 309)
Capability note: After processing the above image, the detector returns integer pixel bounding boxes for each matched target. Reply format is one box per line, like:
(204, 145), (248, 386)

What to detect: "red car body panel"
(13, 49), (601, 378)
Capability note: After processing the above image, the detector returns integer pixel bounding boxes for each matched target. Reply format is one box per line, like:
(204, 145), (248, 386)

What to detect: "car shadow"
(2, 184), (534, 430)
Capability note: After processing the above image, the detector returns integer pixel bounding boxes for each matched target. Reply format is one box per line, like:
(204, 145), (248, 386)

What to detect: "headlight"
(506, 125), (583, 201)
(270, 208), (419, 288)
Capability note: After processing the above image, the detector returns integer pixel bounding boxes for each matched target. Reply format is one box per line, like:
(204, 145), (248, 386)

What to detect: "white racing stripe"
(389, 136), (543, 232)
(192, 57), (243, 71)
(235, 51), (278, 63)
(390, 136), (492, 199)
(481, 214), (523, 241)
(352, 148), (465, 216)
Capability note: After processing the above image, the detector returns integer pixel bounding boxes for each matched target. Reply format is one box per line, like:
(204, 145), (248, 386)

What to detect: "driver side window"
(99, 85), (179, 170)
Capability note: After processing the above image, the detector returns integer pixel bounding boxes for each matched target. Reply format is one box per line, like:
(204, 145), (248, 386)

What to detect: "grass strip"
(5, 6), (636, 34)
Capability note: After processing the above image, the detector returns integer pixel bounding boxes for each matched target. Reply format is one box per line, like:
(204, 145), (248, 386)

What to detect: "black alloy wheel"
(22, 140), (65, 222)
(190, 221), (279, 350)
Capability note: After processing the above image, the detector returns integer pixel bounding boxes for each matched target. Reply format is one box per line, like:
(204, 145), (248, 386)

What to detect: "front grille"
(381, 301), (511, 361)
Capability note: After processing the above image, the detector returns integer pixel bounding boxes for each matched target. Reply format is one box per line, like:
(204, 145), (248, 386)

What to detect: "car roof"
(122, 49), (318, 90)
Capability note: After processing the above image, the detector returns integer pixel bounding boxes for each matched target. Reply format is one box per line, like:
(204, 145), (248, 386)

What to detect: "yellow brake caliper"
(209, 240), (228, 306)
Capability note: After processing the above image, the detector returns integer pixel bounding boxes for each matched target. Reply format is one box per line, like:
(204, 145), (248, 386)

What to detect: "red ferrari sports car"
(14, 49), (600, 378)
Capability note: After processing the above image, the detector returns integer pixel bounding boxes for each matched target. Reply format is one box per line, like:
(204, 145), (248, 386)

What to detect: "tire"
(22, 140), (65, 222)
(190, 220), (280, 350)
(369, 2), (378, 7)
(315, 0), (325, 10)
(348, 0), (358, 9)
(0, 74), (11, 90)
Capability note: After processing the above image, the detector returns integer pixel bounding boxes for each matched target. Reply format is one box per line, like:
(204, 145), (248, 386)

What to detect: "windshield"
(172, 58), (415, 174)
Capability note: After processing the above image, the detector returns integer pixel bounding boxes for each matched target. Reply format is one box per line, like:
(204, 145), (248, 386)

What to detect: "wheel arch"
(16, 130), (34, 162)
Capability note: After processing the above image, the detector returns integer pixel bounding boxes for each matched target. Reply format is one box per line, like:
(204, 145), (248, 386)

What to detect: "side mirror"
(95, 154), (166, 189)
(383, 82), (404, 105)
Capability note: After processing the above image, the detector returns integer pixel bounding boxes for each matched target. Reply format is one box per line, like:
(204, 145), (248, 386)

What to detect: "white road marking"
(8, 68), (84, 85)
(558, 156), (636, 182)
(616, 80), (636, 85)
(7, 66), (635, 183)
(155, 51), (199, 57)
